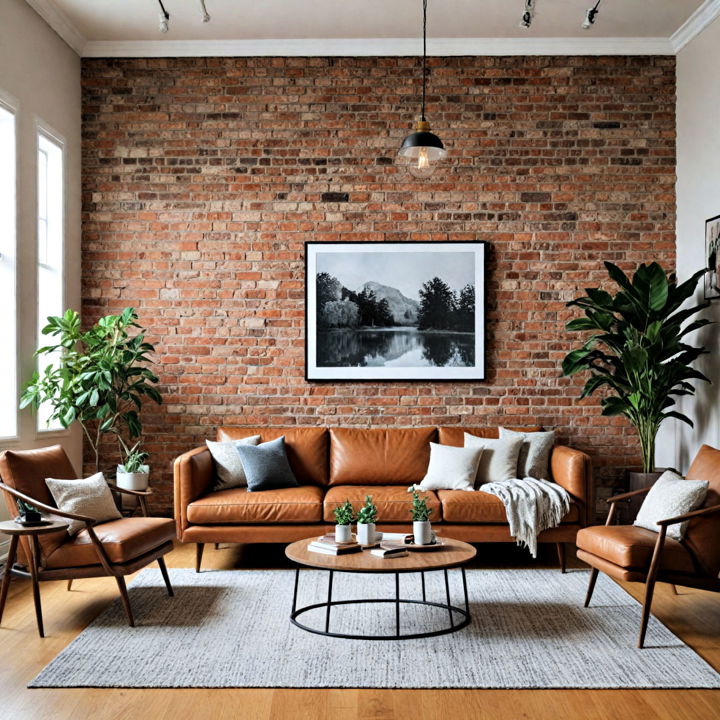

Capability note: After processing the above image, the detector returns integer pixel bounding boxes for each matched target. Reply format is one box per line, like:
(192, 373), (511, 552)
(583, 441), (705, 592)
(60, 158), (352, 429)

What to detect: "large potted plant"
(562, 261), (710, 494)
(20, 308), (162, 475)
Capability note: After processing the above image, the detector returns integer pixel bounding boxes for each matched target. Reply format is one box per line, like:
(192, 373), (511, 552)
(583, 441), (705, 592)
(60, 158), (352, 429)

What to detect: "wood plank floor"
(1, 542), (719, 720)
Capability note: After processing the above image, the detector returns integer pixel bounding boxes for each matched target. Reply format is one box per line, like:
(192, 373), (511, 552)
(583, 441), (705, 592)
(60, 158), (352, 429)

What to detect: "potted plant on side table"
(410, 489), (433, 545)
(356, 495), (378, 545)
(333, 500), (354, 543)
(563, 261), (711, 517)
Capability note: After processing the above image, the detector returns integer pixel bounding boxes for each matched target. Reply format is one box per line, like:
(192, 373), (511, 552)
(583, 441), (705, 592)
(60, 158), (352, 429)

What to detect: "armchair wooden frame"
(0, 480), (173, 631)
(584, 486), (720, 648)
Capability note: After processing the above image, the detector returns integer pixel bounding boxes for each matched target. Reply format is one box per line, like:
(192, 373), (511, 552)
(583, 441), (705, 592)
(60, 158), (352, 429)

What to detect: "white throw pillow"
(45, 472), (121, 536)
(464, 433), (523, 486)
(206, 435), (261, 490)
(634, 470), (708, 540)
(417, 442), (484, 491)
(499, 427), (555, 480)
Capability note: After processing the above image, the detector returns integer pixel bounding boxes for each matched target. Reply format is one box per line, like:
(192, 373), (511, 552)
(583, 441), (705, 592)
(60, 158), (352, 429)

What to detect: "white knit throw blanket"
(479, 478), (571, 558)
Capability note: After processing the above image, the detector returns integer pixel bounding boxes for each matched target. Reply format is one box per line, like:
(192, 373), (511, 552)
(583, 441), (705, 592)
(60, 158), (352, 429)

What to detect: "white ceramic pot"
(335, 524), (352, 543)
(116, 465), (150, 491)
(413, 520), (433, 545)
(356, 522), (376, 545)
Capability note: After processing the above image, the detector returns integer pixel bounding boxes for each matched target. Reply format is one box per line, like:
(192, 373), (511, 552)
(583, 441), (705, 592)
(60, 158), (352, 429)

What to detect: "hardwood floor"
(1, 541), (719, 720)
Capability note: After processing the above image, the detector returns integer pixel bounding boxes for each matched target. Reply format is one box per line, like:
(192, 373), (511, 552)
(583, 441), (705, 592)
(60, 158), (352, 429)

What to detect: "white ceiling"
(24, 0), (720, 56)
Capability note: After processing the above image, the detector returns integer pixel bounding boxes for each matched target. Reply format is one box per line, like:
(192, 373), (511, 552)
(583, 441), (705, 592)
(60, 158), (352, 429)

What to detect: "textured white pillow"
(417, 442), (483, 491)
(634, 470), (708, 540)
(206, 435), (261, 490)
(499, 427), (555, 479)
(464, 433), (523, 486)
(45, 472), (121, 536)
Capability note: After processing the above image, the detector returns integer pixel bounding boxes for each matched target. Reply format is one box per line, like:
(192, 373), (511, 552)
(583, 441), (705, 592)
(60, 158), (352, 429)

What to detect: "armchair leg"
(195, 543), (204, 573)
(556, 542), (566, 573)
(115, 576), (135, 627)
(638, 524), (666, 649)
(157, 556), (174, 597)
(67, 579), (73, 591)
(584, 568), (599, 608)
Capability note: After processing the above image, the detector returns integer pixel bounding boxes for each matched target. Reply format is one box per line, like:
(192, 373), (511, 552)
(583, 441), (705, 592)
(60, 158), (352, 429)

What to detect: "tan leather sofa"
(174, 426), (591, 570)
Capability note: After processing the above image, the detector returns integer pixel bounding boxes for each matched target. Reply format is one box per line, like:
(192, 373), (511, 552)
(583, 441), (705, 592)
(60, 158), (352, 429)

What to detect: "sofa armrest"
(173, 446), (214, 539)
(551, 445), (592, 524)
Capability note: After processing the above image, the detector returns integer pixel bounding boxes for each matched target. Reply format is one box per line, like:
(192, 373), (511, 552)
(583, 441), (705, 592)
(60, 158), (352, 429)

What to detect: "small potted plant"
(333, 500), (354, 543)
(410, 489), (433, 545)
(16, 498), (42, 524)
(356, 495), (378, 545)
(117, 440), (150, 492)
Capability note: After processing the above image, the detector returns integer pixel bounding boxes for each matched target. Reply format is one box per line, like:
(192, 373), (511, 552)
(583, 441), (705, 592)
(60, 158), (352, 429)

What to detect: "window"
(0, 102), (17, 438)
(37, 129), (64, 432)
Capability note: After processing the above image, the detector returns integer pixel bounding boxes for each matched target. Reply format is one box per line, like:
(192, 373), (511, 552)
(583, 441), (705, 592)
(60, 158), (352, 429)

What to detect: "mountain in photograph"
(358, 281), (420, 326)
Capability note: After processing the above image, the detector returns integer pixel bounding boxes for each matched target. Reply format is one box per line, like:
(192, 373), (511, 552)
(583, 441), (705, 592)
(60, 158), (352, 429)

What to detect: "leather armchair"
(577, 444), (720, 648)
(0, 445), (176, 632)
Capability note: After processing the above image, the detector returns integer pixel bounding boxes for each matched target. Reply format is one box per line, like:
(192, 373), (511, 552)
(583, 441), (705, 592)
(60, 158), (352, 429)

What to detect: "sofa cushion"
(324, 485), (441, 523)
(438, 425), (543, 448)
(187, 486), (324, 525)
(438, 489), (580, 524)
(576, 525), (696, 574)
(44, 517), (176, 569)
(329, 427), (436, 486)
(217, 427), (328, 486)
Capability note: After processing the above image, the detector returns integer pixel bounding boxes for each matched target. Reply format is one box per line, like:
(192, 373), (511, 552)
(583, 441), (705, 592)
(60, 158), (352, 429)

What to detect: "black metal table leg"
(325, 570), (334, 633)
(292, 567), (300, 614)
(461, 567), (469, 615)
(443, 568), (454, 628)
(421, 571), (426, 602)
(395, 572), (400, 637)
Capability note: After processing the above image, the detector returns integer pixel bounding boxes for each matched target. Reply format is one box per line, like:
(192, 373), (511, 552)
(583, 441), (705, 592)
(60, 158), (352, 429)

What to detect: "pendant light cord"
(421, 0), (427, 121)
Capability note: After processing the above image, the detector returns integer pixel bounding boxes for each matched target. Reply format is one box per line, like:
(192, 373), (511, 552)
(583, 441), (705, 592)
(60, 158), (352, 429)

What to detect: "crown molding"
(82, 36), (674, 58)
(671, 0), (720, 52)
(24, 0), (86, 55)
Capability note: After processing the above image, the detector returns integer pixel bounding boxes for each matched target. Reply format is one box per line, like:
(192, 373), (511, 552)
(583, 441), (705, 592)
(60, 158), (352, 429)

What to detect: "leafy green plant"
(20, 308), (162, 473)
(410, 489), (432, 522)
(120, 440), (149, 473)
(356, 495), (378, 525)
(562, 261), (711, 473)
(333, 500), (355, 526)
(16, 499), (41, 518)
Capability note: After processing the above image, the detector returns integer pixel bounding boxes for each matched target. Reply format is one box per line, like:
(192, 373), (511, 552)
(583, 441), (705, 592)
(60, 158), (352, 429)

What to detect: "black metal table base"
(290, 567), (470, 640)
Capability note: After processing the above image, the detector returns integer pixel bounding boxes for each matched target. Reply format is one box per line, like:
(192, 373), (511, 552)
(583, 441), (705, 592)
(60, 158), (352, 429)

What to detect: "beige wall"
(672, 15), (720, 471)
(0, 0), (82, 538)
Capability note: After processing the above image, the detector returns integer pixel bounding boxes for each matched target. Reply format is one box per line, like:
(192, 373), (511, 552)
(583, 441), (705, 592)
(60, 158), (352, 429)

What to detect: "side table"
(0, 519), (68, 637)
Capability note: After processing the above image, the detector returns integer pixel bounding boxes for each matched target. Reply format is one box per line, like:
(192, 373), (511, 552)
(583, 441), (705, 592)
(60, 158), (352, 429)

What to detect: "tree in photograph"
(455, 283), (475, 331)
(320, 299), (360, 328)
(316, 272), (343, 328)
(377, 298), (395, 327)
(357, 287), (380, 326)
(418, 277), (456, 330)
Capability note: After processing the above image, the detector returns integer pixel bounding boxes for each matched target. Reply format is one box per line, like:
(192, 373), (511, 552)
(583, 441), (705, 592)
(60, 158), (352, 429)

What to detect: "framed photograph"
(305, 241), (485, 382)
(705, 214), (720, 301)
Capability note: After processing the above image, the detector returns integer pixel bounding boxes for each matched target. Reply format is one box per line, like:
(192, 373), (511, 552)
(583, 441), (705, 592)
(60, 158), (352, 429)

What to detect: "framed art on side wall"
(705, 213), (720, 300)
(305, 241), (485, 382)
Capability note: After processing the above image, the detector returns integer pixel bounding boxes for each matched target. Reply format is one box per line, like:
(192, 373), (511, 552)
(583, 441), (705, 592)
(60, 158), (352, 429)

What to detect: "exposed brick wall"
(81, 56), (676, 514)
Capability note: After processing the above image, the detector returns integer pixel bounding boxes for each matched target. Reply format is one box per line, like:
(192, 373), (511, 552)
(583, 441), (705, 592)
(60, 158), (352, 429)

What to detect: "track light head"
(582, 1), (601, 30)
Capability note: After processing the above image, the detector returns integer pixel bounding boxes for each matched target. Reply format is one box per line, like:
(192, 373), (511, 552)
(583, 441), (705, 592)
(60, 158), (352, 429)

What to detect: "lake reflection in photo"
(317, 328), (474, 368)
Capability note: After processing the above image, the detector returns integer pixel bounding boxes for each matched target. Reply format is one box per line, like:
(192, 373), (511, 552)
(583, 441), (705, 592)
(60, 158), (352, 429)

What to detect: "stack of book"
(370, 543), (409, 559)
(308, 534), (362, 556)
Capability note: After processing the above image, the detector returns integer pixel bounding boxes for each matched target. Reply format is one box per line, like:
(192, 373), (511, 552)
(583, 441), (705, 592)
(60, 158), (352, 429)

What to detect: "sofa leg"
(196, 543), (204, 574)
(214, 543), (220, 550)
(584, 568), (599, 608)
(556, 542), (566, 573)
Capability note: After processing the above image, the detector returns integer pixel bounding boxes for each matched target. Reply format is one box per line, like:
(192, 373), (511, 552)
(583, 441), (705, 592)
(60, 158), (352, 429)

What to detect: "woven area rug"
(30, 567), (720, 689)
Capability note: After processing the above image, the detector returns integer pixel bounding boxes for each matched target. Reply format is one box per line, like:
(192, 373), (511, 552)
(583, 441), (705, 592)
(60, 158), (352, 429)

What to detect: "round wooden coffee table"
(285, 537), (476, 640)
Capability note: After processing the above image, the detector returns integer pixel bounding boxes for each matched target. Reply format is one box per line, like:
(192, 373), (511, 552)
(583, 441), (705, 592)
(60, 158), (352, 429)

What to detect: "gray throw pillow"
(206, 435), (261, 490)
(464, 433), (523, 486)
(499, 427), (555, 480)
(237, 436), (299, 492)
(634, 470), (708, 540)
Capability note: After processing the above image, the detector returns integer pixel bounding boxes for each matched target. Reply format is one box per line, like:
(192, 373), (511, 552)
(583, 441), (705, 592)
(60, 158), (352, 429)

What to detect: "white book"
(370, 547), (409, 558)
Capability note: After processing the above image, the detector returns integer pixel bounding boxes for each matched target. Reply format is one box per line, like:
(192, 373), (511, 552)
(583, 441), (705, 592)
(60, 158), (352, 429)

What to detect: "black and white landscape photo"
(305, 242), (485, 381)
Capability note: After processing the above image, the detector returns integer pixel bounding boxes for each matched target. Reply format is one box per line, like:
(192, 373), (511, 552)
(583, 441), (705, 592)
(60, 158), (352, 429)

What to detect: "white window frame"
(35, 118), (68, 438)
(0, 90), (19, 443)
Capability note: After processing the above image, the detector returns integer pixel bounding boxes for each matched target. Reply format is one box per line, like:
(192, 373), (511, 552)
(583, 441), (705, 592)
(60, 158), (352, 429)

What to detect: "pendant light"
(397, 0), (447, 178)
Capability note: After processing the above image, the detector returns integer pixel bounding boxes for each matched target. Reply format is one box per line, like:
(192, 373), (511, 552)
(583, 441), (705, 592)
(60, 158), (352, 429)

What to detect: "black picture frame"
(705, 214), (720, 301)
(305, 241), (486, 382)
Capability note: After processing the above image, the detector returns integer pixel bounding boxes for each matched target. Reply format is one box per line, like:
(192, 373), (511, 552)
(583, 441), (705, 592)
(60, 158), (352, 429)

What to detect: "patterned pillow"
(464, 433), (523, 486)
(499, 427), (555, 480)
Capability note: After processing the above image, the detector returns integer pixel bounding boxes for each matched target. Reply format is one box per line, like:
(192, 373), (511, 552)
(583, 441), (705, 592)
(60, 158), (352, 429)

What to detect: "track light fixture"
(519, 0), (535, 30)
(156, 0), (212, 34)
(582, 0), (601, 30)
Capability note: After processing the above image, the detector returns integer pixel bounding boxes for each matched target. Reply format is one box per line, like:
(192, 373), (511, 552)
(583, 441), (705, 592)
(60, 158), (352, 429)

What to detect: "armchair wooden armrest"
(0, 480), (95, 526)
(607, 486), (653, 504)
(657, 503), (720, 527)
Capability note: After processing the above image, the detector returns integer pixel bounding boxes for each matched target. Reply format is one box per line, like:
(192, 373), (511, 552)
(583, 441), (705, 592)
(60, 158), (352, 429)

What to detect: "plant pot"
(413, 520), (433, 545)
(627, 469), (664, 520)
(116, 465), (150, 491)
(335, 524), (352, 543)
(356, 522), (376, 545)
(20, 511), (42, 523)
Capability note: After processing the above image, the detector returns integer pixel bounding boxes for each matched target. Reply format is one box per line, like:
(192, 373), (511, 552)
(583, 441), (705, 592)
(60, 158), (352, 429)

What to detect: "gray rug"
(30, 568), (720, 689)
